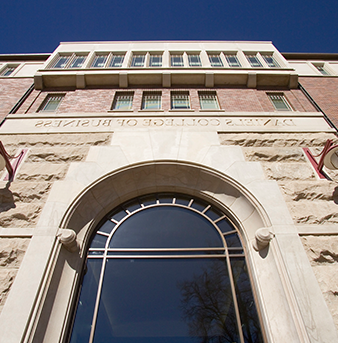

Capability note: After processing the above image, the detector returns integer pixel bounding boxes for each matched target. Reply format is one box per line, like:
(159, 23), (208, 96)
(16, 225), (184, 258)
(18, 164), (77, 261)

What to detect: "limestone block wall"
(220, 132), (338, 328)
(0, 133), (112, 312)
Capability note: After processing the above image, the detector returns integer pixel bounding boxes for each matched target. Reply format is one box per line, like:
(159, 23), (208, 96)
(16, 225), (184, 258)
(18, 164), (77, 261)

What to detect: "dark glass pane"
(217, 218), (235, 234)
(90, 233), (108, 249)
(107, 249), (224, 256)
(139, 194), (157, 206)
(109, 206), (223, 248)
(205, 207), (223, 221)
(93, 258), (240, 343)
(231, 258), (264, 343)
(88, 250), (104, 256)
(123, 199), (141, 213)
(110, 208), (128, 222)
(70, 259), (102, 343)
(158, 194), (174, 203)
(224, 233), (242, 248)
(228, 248), (244, 255)
(98, 220), (116, 234)
(174, 196), (191, 206)
(190, 199), (208, 212)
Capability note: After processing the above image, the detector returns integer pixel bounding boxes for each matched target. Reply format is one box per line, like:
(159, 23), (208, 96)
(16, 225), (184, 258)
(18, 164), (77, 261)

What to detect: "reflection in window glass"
(171, 55), (184, 67)
(199, 92), (220, 110)
(142, 93), (161, 110)
(71, 194), (264, 343)
(225, 54), (241, 67)
(109, 55), (124, 67)
(149, 55), (162, 67)
(113, 93), (133, 110)
(262, 55), (280, 68)
(246, 55), (262, 67)
(40, 95), (64, 112)
(91, 55), (108, 68)
(52, 56), (71, 68)
(1, 67), (16, 76)
(209, 54), (223, 67)
(269, 94), (291, 111)
(69, 56), (87, 68)
(171, 93), (190, 109)
(188, 54), (201, 67)
(131, 55), (145, 67)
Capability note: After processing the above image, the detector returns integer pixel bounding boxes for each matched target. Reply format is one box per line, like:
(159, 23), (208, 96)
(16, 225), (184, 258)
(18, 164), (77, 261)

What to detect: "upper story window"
(112, 92), (133, 110)
(171, 92), (190, 110)
(149, 55), (162, 67)
(246, 54), (263, 68)
(68, 55), (87, 68)
(225, 54), (241, 68)
(262, 55), (280, 68)
(171, 55), (184, 67)
(109, 55), (125, 68)
(131, 54), (145, 67)
(268, 94), (292, 111)
(199, 92), (220, 110)
(69, 193), (264, 343)
(314, 64), (330, 75)
(188, 54), (202, 67)
(142, 92), (161, 110)
(0, 66), (17, 76)
(91, 55), (108, 68)
(208, 54), (223, 67)
(39, 94), (64, 112)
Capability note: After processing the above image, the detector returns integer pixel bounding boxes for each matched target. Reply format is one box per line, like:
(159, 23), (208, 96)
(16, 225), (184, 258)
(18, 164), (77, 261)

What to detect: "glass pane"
(188, 55), (201, 67)
(199, 94), (219, 110)
(70, 259), (103, 343)
(110, 55), (124, 67)
(226, 55), (241, 67)
(92, 56), (107, 68)
(98, 220), (116, 234)
(174, 195), (191, 206)
(171, 55), (184, 67)
(123, 199), (141, 213)
(209, 55), (223, 67)
(90, 233), (108, 249)
(131, 55), (145, 67)
(115, 95), (133, 110)
(190, 199), (208, 212)
(110, 208), (128, 222)
(93, 258), (240, 343)
(217, 219), (235, 234)
(270, 95), (290, 111)
(2, 67), (15, 76)
(204, 207), (223, 221)
(42, 96), (62, 112)
(69, 56), (86, 68)
(224, 233), (242, 248)
(142, 94), (161, 110)
(263, 55), (279, 68)
(231, 258), (264, 343)
(171, 94), (190, 109)
(247, 56), (262, 67)
(150, 55), (162, 67)
(53, 56), (70, 68)
(109, 206), (223, 248)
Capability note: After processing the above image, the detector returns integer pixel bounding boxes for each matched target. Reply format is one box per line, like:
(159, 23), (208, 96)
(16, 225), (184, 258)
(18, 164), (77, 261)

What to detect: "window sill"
(138, 109), (164, 112)
(199, 109), (225, 112)
(108, 109), (133, 113)
(169, 109), (194, 112)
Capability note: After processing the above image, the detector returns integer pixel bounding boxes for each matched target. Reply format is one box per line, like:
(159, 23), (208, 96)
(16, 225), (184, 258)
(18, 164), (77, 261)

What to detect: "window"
(109, 55), (125, 68)
(171, 55), (184, 67)
(149, 55), (162, 67)
(199, 92), (220, 110)
(69, 193), (264, 343)
(268, 94), (292, 111)
(142, 92), (161, 110)
(262, 55), (280, 68)
(225, 54), (241, 68)
(1, 66), (16, 76)
(91, 55), (108, 68)
(314, 64), (329, 75)
(171, 92), (190, 109)
(39, 94), (64, 112)
(112, 92), (133, 110)
(208, 54), (223, 67)
(69, 55), (87, 68)
(246, 55), (263, 68)
(188, 54), (201, 67)
(51, 55), (71, 69)
(131, 55), (145, 67)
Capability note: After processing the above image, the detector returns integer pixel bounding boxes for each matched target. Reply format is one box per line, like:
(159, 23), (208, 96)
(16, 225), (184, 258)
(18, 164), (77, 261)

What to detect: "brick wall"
(0, 79), (33, 120)
(18, 86), (316, 114)
(299, 77), (338, 127)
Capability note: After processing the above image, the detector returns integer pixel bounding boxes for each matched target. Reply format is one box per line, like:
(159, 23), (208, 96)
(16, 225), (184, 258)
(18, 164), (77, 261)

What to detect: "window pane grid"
(208, 55), (223, 67)
(142, 93), (161, 110)
(109, 55), (124, 67)
(188, 54), (201, 67)
(199, 93), (219, 110)
(171, 55), (184, 67)
(1, 67), (16, 76)
(69, 56), (86, 68)
(269, 94), (291, 111)
(41, 95), (63, 112)
(113, 93), (133, 110)
(225, 55), (241, 67)
(171, 93), (190, 109)
(91, 55), (108, 68)
(131, 55), (145, 67)
(315, 65), (329, 75)
(262, 55), (280, 68)
(149, 55), (162, 67)
(52, 56), (71, 68)
(246, 55), (263, 67)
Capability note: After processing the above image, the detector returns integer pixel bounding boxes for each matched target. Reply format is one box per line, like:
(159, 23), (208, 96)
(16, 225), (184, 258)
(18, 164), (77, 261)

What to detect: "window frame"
(246, 54), (263, 68)
(268, 93), (292, 111)
(38, 94), (65, 112)
(208, 54), (223, 67)
(262, 54), (280, 68)
(141, 92), (162, 110)
(199, 92), (220, 110)
(90, 54), (109, 68)
(171, 91), (191, 110)
(112, 92), (134, 111)
(0, 65), (18, 76)
(188, 54), (202, 67)
(170, 54), (184, 67)
(225, 54), (242, 68)
(130, 54), (146, 67)
(149, 54), (163, 67)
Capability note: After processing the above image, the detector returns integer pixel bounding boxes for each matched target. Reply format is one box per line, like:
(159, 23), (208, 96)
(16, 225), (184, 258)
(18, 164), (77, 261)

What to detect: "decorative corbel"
(253, 228), (273, 251)
(57, 229), (78, 252)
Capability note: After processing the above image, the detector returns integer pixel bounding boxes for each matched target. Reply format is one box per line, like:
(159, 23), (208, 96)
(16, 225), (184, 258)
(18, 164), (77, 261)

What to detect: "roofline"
(283, 52), (338, 60)
(59, 40), (274, 45)
(0, 53), (50, 61)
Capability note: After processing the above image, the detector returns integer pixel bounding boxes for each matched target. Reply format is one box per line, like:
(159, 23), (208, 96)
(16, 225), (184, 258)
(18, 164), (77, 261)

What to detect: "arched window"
(69, 194), (264, 343)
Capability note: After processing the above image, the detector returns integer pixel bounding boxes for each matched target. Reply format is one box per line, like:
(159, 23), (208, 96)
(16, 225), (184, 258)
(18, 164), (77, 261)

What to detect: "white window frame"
(208, 54), (223, 67)
(0, 65), (18, 76)
(262, 54), (280, 68)
(268, 93), (292, 111)
(39, 94), (64, 112)
(312, 63), (330, 76)
(225, 54), (242, 68)
(149, 54), (163, 67)
(199, 92), (220, 110)
(141, 92), (162, 110)
(171, 92), (191, 110)
(90, 54), (109, 68)
(112, 92), (134, 111)
(49, 54), (88, 69)
(246, 54), (263, 68)
(188, 54), (202, 67)
(170, 54), (184, 67)
(130, 54), (146, 67)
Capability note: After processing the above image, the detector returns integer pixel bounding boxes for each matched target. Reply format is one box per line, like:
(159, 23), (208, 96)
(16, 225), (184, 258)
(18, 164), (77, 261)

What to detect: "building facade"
(0, 41), (337, 343)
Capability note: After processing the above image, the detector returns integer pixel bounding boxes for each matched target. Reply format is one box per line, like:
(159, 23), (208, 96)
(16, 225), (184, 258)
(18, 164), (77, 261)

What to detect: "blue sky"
(1, 0), (337, 54)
